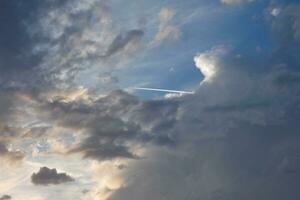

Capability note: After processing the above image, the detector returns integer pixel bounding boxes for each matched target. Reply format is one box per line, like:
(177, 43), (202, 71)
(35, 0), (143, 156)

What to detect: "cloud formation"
(154, 7), (181, 44)
(0, 1), (300, 200)
(0, 195), (11, 200)
(108, 49), (300, 200)
(194, 47), (226, 83)
(103, 30), (144, 58)
(0, 142), (24, 166)
(31, 167), (75, 186)
(36, 90), (178, 160)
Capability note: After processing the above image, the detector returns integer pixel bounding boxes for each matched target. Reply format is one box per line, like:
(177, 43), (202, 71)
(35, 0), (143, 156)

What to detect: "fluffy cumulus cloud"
(31, 167), (74, 186)
(194, 47), (226, 83)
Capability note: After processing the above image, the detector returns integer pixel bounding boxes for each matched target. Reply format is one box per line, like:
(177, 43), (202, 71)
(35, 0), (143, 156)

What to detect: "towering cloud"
(194, 47), (226, 83)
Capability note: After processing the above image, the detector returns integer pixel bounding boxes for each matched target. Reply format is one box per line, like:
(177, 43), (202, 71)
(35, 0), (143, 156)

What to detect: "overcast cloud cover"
(0, 0), (300, 199)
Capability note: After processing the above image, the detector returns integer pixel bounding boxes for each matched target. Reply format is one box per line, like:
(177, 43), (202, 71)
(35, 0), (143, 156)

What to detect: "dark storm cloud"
(31, 167), (74, 186)
(0, 195), (11, 200)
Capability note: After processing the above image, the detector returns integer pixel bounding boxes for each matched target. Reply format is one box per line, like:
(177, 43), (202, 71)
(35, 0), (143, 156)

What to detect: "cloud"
(98, 73), (119, 84)
(154, 26), (181, 44)
(106, 30), (300, 199)
(0, 1), (300, 200)
(159, 7), (175, 23)
(103, 30), (144, 58)
(221, 0), (255, 5)
(194, 47), (226, 83)
(0, 0), (44, 88)
(267, 4), (300, 44)
(270, 7), (282, 17)
(0, 195), (11, 200)
(0, 142), (24, 166)
(154, 8), (181, 44)
(35, 89), (178, 160)
(31, 167), (74, 186)
(27, 0), (146, 87)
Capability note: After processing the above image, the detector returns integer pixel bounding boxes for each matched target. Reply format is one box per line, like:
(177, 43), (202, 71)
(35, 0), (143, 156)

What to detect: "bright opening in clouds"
(1, 0), (300, 200)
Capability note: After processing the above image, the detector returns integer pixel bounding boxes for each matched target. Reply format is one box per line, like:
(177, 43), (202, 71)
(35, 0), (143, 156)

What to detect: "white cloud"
(270, 8), (282, 17)
(194, 47), (226, 83)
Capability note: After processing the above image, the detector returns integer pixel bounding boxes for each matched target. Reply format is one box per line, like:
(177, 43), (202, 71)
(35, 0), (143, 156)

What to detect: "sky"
(0, 0), (300, 199)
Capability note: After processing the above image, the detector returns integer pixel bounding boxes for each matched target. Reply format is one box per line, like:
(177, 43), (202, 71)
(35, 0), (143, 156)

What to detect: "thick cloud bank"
(107, 49), (300, 200)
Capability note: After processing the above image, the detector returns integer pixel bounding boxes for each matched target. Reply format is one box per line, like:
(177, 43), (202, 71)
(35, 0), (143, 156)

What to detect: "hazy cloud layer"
(154, 7), (181, 44)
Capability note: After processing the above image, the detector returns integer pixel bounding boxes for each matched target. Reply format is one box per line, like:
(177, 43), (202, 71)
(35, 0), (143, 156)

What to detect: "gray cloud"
(267, 4), (300, 57)
(37, 90), (177, 160)
(0, 195), (11, 200)
(0, 0), (146, 164)
(98, 73), (119, 84)
(33, 91), (177, 160)
(107, 41), (300, 200)
(0, 1), (300, 200)
(31, 167), (74, 186)
(30, 0), (145, 86)
(103, 30), (144, 58)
